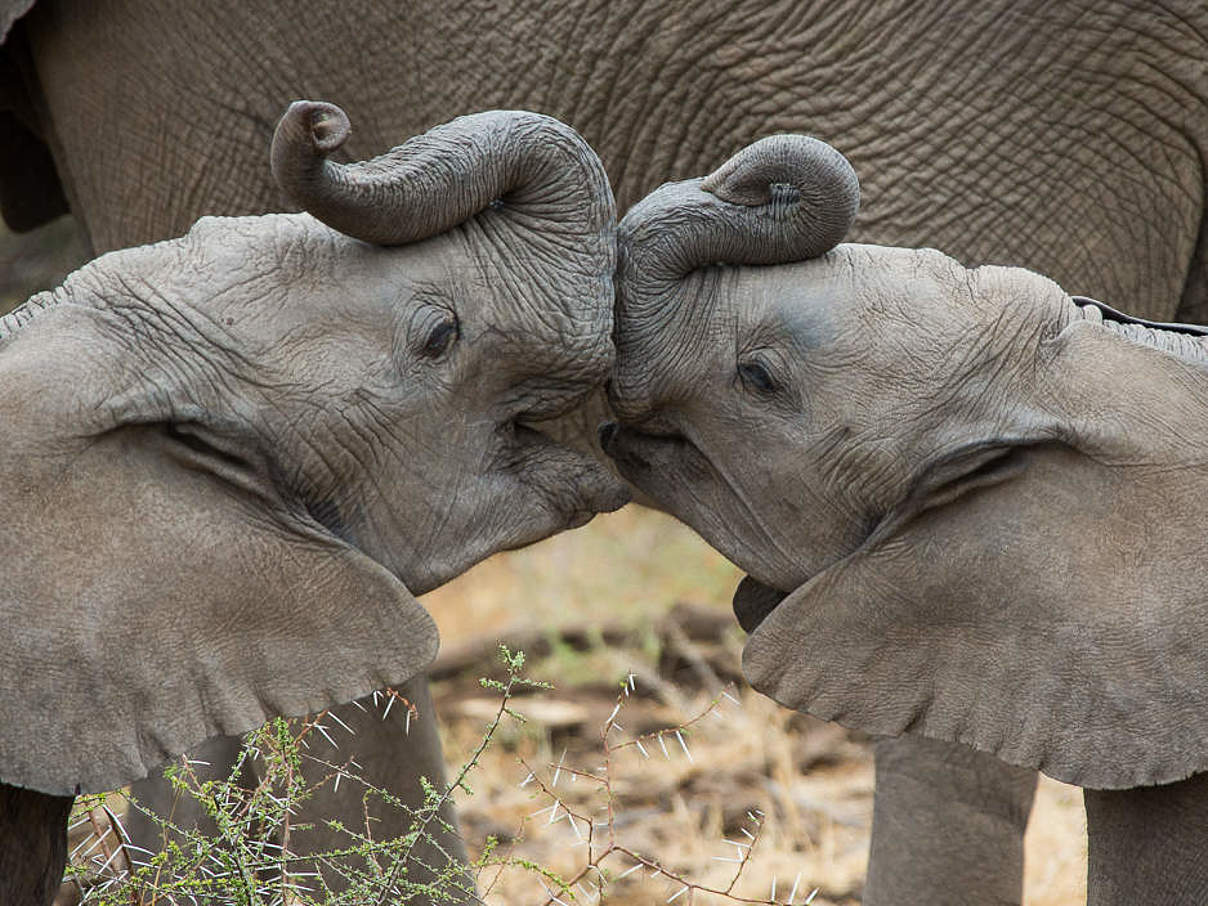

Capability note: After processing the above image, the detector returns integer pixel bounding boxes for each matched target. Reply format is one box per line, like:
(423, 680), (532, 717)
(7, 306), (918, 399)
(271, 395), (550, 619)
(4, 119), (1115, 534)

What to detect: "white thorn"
(328, 711), (354, 735)
(676, 729), (693, 763)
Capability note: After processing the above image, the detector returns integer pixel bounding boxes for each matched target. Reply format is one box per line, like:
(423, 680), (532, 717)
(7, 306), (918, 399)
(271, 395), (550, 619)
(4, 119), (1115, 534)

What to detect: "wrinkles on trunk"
(270, 100), (614, 262)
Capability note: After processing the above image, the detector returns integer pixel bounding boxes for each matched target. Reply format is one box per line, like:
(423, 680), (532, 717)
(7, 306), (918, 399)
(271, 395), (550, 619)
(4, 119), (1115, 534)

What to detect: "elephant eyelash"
(737, 358), (779, 395)
(421, 317), (459, 358)
(408, 302), (460, 361)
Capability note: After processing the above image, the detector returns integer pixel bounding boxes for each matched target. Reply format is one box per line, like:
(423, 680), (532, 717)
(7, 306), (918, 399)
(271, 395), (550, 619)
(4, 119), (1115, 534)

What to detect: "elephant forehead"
(468, 248), (616, 388)
(611, 271), (733, 419)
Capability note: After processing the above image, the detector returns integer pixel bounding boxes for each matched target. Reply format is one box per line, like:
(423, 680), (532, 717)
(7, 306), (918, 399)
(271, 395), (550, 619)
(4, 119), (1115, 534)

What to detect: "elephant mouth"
(598, 421), (710, 489)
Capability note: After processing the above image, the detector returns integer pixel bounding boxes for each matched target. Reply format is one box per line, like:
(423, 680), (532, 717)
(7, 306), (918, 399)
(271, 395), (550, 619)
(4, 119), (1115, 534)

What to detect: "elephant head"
(0, 101), (626, 797)
(604, 135), (1208, 791)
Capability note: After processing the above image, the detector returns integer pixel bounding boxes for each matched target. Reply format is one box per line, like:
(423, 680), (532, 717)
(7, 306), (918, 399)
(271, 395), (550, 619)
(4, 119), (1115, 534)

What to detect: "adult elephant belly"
(8, 1), (1208, 904)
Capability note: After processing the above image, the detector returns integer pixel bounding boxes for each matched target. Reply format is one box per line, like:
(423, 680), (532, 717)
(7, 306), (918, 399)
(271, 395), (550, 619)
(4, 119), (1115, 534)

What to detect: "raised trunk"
(617, 134), (858, 298)
(613, 134), (857, 415)
(270, 100), (612, 261)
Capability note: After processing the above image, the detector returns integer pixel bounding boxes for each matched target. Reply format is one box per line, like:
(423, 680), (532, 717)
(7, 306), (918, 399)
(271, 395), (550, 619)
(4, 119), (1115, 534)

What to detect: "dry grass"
(423, 506), (1088, 904)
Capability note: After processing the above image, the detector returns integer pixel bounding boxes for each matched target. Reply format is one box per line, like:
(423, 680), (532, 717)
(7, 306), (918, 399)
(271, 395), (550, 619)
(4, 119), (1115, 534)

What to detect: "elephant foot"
(0, 780), (74, 906)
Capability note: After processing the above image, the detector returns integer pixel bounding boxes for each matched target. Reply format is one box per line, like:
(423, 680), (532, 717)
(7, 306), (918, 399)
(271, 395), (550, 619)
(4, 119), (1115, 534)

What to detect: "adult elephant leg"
(1084, 772), (1208, 904)
(291, 677), (474, 899)
(0, 781), (73, 906)
(865, 735), (1037, 906)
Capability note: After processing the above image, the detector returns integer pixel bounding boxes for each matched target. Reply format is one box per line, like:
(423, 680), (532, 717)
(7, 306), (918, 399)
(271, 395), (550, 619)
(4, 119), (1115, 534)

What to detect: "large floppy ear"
(0, 305), (438, 797)
(742, 333), (1208, 791)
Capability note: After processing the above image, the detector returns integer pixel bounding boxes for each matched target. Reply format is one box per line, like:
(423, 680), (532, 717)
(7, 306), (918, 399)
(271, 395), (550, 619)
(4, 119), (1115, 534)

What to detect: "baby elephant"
(604, 137), (1208, 904)
(0, 102), (626, 903)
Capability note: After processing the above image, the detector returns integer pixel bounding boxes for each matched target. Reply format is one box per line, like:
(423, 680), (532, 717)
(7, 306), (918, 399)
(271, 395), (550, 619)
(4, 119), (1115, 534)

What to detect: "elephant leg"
(290, 677), (475, 900)
(0, 781), (73, 906)
(124, 731), (255, 855)
(864, 735), (1037, 906)
(1084, 771), (1208, 904)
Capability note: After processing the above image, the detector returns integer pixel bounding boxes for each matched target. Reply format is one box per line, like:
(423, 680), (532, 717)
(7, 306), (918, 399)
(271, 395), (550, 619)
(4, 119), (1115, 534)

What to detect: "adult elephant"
(3, 1), (1205, 902)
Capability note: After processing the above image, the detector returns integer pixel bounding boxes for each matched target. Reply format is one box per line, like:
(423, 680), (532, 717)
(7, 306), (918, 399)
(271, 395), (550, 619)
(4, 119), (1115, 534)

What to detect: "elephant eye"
(738, 359), (777, 394)
(421, 315), (458, 358)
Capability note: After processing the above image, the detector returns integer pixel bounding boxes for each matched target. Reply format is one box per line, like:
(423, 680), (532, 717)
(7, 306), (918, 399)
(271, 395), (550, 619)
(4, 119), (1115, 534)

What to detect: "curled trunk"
(617, 134), (858, 297)
(613, 134), (858, 412)
(271, 99), (613, 259)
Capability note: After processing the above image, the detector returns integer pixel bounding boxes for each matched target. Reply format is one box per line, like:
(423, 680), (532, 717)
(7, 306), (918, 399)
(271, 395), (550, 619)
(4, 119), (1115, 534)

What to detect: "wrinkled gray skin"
(3, 1), (1208, 902)
(605, 138), (1208, 904)
(0, 102), (625, 904)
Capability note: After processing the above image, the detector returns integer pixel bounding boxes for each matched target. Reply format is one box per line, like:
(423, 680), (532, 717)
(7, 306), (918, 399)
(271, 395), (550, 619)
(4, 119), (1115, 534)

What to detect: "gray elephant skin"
(3, 1), (1207, 903)
(0, 101), (625, 904)
(604, 136), (1208, 904)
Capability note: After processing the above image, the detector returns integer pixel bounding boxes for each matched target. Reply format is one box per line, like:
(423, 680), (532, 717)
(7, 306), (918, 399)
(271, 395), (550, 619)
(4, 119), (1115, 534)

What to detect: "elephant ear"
(743, 427), (1208, 791)
(0, 307), (438, 797)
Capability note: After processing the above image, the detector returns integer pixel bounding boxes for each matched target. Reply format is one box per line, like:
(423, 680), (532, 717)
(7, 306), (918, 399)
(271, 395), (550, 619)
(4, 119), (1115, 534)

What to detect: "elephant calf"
(0, 101), (627, 904)
(603, 136), (1208, 904)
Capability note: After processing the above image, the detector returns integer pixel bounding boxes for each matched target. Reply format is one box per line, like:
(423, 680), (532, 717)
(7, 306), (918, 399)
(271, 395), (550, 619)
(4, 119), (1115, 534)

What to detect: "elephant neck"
(0, 287), (67, 342)
(1067, 297), (1208, 367)
(1039, 302), (1208, 473)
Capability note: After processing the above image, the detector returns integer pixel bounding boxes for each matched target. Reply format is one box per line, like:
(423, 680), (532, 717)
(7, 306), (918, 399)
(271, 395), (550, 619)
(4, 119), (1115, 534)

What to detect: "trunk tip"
(275, 100), (351, 158)
(701, 133), (859, 224)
